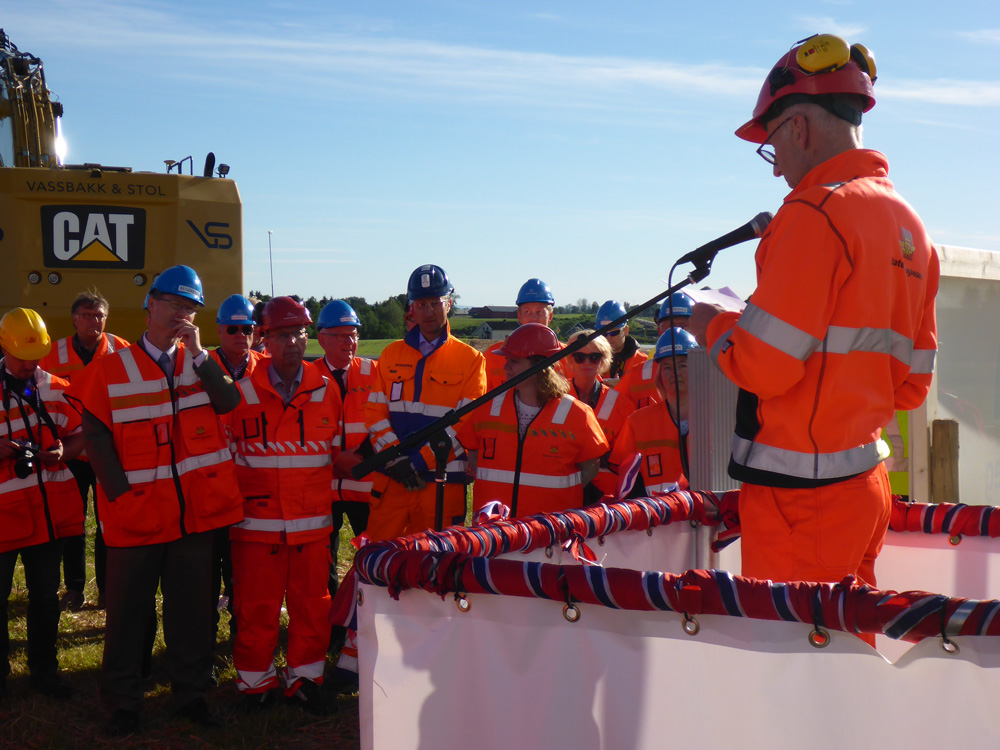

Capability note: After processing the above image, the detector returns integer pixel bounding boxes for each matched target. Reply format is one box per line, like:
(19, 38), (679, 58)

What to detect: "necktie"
(332, 369), (347, 398)
(158, 352), (174, 388)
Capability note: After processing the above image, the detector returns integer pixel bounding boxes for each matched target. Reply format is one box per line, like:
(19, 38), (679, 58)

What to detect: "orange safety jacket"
(210, 347), (265, 381)
(573, 381), (635, 496)
(366, 325), (486, 483)
(458, 390), (608, 518)
(40, 332), (130, 381)
(0, 368), (83, 553)
(226, 361), (342, 545)
(67, 343), (244, 546)
(613, 357), (661, 410)
(609, 401), (688, 494)
(315, 355), (380, 503)
(706, 149), (939, 488)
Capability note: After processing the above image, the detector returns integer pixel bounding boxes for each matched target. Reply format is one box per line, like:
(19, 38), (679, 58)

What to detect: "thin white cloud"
(794, 16), (867, 39)
(880, 80), (1000, 106)
(957, 29), (1000, 44)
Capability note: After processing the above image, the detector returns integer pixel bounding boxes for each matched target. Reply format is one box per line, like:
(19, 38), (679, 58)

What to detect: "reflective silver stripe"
(646, 480), (680, 493)
(370, 419), (392, 434)
(119, 348), (143, 383)
(113, 401), (173, 423)
(387, 401), (451, 418)
(373, 432), (399, 452)
(489, 392), (506, 417)
(309, 385), (327, 402)
(709, 327), (732, 365)
(456, 397), (475, 409)
(597, 389), (618, 421)
(234, 514), (332, 533)
(359, 358), (372, 376)
(641, 360), (654, 379)
(344, 422), (368, 434)
(336, 478), (373, 492)
(368, 391), (388, 405)
(476, 466), (581, 489)
(235, 453), (333, 469)
(731, 435), (880, 479)
(108, 378), (163, 398)
(176, 391), (211, 411)
(445, 424), (464, 457)
(236, 664), (277, 692)
(124, 447), (233, 484)
(551, 396), (573, 425)
(0, 467), (74, 494)
(285, 659), (326, 683)
(239, 379), (260, 405)
(105, 333), (116, 354)
(911, 348), (936, 374)
(738, 303), (819, 361)
(57, 337), (70, 365)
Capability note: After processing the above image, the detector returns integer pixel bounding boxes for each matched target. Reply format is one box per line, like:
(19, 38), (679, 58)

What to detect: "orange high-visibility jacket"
(68, 343), (244, 546)
(609, 401), (688, 494)
(458, 390), (608, 518)
(227, 361), (342, 545)
(315, 355), (380, 503)
(574, 381), (636, 496)
(613, 357), (661, 410)
(706, 149), (939, 488)
(366, 326), (486, 483)
(210, 347), (265, 381)
(40, 332), (130, 381)
(0, 368), (84, 553)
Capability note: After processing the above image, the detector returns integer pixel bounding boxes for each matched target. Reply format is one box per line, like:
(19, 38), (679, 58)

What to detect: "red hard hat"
(495, 323), (561, 359)
(261, 296), (312, 332)
(736, 34), (876, 143)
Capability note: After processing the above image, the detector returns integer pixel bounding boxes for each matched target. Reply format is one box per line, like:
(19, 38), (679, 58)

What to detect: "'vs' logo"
(187, 221), (233, 249)
(41, 206), (146, 268)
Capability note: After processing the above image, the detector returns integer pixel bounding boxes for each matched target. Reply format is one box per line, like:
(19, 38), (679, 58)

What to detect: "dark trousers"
(328, 500), (369, 597)
(62, 459), (106, 594)
(0, 539), (64, 679)
(210, 525), (234, 642)
(101, 532), (215, 714)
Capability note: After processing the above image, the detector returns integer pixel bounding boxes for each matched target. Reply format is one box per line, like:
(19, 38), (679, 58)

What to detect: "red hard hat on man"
(261, 297), (311, 332)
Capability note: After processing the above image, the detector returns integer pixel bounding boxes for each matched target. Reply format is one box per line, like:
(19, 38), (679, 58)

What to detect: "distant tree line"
(248, 291), (409, 339)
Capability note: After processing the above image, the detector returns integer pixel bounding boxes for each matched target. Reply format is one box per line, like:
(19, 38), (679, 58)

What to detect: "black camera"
(11, 440), (40, 480)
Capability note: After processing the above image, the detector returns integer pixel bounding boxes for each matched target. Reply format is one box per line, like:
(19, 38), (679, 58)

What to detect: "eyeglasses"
(571, 352), (604, 364)
(319, 330), (359, 342)
(268, 328), (308, 342)
(226, 325), (254, 336)
(158, 298), (199, 316)
(412, 298), (447, 313)
(756, 116), (795, 165)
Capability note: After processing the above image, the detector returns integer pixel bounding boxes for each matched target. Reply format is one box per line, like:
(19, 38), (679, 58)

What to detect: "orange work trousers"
(231, 538), (331, 694)
(365, 481), (467, 542)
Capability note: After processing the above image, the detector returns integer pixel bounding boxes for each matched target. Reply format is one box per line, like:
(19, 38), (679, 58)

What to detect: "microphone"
(677, 212), (773, 267)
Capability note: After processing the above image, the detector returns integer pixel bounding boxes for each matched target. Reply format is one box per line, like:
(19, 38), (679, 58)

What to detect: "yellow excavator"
(0, 29), (242, 345)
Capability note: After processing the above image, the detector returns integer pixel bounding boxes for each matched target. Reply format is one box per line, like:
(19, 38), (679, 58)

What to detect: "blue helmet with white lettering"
(515, 278), (555, 306)
(317, 300), (362, 330)
(653, 328), (699, 360)
(216, 294), (255, 325)
(656, 292), (694, 322)
(595, 300), (627, 330)
(145, 265), (204, 308)
(407, 264), (453, 303)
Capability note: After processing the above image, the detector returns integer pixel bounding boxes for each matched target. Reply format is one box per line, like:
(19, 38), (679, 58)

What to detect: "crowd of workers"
(0, 31), (938, 738)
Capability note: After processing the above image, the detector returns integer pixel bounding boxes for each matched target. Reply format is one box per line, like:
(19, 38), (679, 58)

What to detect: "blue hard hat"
(515, 278), (555, 306)
(653, 327), (699, 360)
(317, 300), (362, 330)
(407, 264), (453, 303)
(595, 300), (627, 330)
(145, 265), (204, 308)
(656, 292), (694, 322)
(216, 294), (255, 325)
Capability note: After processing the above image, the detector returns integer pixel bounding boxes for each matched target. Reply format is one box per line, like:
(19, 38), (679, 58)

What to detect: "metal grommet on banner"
(455, 593), (471, 613)
(563, 603), (581, 623)
(357, 589), (364, 606)
(940, 637), (959, 655)
(646, 526), (654, 537)
(545, 545), (554, 559)
(682, 613), (700, 636)
(808, 627), (831, 648)
(597, 535), (605, 546)
(949, 534), (962, 546)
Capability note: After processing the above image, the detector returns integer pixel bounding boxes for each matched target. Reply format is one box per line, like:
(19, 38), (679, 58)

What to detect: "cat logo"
(41, 205), (146, 269)
(899, 227), (916, 259)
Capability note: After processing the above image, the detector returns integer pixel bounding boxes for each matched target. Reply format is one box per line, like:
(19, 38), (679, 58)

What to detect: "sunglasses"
(571, 352), (604, 364)
(226, 325), (254, 336)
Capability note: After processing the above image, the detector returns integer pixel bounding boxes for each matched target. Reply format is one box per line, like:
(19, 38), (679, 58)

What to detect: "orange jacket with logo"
(40, 332), (130, 381)
(573, 381), (635, 496)
(609, 401), (688, 494)
(315, 355), (382, 503)
(67, 343), (244, 546)
(0, 368), (84, 553)
(706, 149), (939, 488)
(366, 326), (486, 483)
(613, 357), (661, 410)
(458, 391), (608, 518)
(226, 361), (342, 544)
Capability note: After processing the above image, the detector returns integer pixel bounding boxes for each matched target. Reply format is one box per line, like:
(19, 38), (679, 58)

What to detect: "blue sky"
(6, 1), (1000, 308)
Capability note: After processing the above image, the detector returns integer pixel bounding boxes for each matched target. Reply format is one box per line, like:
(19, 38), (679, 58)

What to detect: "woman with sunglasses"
(458, 323), (608, 519)
(564, 330), (636, 501)
(610, 328), (698, 497)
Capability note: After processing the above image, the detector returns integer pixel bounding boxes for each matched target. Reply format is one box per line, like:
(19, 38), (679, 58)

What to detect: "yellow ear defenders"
(794, 34), (877, 82)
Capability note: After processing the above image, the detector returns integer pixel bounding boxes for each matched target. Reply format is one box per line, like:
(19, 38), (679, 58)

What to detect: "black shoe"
(240, 688), (278, 714)
(175, 697), (223, 728)
(291, 679), (335, 716)
(96, 591), (106, 610)
(325, 665), (359, 695)
(60, 589), (85, 613)
(30, 672), (74, 700)
(106, 709), (141, 737)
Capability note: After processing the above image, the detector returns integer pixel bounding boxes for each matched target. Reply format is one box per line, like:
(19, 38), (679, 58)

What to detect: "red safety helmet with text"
(736, 34), (877, 143)
(495, 323), (562, 359)
(261, 296), (312, 333)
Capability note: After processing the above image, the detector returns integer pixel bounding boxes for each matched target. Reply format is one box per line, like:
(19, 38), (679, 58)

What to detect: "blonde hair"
(531, 357), (570, 402)
(566, 330), (612, 377)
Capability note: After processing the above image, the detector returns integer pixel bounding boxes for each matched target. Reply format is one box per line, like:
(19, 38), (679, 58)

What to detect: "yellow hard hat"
(0, 308), (52, 360)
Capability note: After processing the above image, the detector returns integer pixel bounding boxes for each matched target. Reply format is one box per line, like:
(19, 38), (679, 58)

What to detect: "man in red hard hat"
(688, 35), (939, 597)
